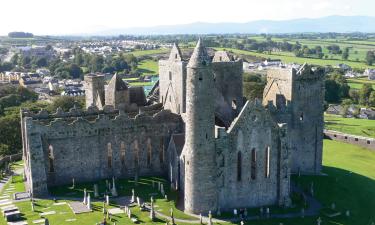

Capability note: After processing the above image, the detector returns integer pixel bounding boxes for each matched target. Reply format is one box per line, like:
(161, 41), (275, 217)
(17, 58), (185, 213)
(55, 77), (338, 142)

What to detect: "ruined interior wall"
(212, 61), (243, 125)
(23, 110), (183, 196)
(217, 101), (290, 209)
(158, 60), (186, 114)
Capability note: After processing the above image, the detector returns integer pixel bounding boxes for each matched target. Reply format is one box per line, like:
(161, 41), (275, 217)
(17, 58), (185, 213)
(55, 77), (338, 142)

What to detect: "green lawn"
(347, 77), (375, 90)
(325, 114), (375, 138)
(126, 49), (169, 57)
(137, 59), (159, 76)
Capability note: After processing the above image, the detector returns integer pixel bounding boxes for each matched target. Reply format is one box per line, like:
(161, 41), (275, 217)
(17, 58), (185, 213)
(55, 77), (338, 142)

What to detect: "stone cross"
(317, 217), (322, 225)
(94, 184), (99, 198)
(127, 208), (131, 218)
(111, 177), (118, 197)
(131, 189), (135, 203)
(170, 208), (175, 225)
(106, 195), (109, 205)
(136, 196), (141, 206)
(83, 188), (87, 205)
(208, 211), (213, 225)
(150, 201), (155, 221)
(31, 201), (34, 212)
(87, 193), (91, 210)
(160, 183), (164, 196)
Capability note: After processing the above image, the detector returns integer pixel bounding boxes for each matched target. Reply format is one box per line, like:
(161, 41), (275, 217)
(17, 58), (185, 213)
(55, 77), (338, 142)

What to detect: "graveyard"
(0, 140), (372, 225)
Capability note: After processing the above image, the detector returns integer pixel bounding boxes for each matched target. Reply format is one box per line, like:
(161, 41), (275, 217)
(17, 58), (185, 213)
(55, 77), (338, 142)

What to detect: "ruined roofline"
(23, 108), (182, 129)
(21, 103), (164, 120)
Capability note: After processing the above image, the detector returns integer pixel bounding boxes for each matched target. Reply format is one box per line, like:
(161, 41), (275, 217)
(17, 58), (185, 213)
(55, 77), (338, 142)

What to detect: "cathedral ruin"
(21, 39), (324, 214)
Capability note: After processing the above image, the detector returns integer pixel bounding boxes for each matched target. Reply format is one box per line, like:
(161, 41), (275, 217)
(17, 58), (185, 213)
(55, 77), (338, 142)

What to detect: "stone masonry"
(22, 39), (324, 215)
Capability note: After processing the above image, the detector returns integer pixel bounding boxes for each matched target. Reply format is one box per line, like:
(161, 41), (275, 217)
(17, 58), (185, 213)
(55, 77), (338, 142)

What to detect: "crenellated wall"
(22, 107), (183, 197)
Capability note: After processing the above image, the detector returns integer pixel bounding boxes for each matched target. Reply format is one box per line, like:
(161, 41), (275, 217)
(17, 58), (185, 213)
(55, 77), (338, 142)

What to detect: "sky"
(1, 0), (375, 35)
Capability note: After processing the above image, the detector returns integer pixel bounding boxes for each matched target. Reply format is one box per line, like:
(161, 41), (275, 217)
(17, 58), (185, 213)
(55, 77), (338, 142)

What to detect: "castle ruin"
(21, 39), (324, 214)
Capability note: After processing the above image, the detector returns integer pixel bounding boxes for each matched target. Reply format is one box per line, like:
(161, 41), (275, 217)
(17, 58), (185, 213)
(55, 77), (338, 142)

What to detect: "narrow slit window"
(107, 143), (112, 169)
(251, 148), (257, 180)
(134, 140), (139, 166)
(120, 141), (126, 165)
(265, 147), (270, 178)
(147, 138), (152, 167)
(169, 71), (172, 81)
(237, 151), (242, 181)
(159, 137), (164, 164)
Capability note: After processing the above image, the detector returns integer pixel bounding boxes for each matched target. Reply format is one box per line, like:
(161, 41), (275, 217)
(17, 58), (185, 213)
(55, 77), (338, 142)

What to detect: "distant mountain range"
(94, 16), (375, 35)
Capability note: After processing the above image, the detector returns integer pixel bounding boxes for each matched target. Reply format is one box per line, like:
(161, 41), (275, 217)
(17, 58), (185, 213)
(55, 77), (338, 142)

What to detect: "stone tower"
(262, 64), (324, 174)
(158, 43), (187, 114)
(183, 39), (217, 213)
(105, 73), (130, 109)
(84, 74), (105, 109)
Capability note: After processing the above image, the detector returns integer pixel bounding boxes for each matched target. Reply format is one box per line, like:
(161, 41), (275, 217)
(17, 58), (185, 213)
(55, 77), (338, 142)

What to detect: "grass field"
(325, 113), (375, 138)
(137, 59), (158, 76)
(215, 47), (375, 69)
(126, 49), (169, 57)
(347, 77), (375, 89)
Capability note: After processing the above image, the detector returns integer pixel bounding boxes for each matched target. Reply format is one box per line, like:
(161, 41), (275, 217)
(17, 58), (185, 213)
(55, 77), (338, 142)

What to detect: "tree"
(349, 89), (360, 104)
(366, 51), (375, 66)
(359, 83), (374, 105)
(342, 48), (349, 60)
(369, 91), (375, 107)
(325, 79), (341, 103)
(68, 64), (83, 79)
(48, 96), (85, 112)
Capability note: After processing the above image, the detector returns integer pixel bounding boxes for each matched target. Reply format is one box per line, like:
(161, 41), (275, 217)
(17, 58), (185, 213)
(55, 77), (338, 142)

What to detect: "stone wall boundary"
(324, 129), (375, 151)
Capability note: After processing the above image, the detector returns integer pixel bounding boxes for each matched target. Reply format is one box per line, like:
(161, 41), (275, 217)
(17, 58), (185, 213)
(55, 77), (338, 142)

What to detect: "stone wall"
(212, 60), (244, 126)
(324, 130), (375, 151)
(263, 66), (324, 174)
(22, 108), (183, 197)
(215, 100), (290, 210)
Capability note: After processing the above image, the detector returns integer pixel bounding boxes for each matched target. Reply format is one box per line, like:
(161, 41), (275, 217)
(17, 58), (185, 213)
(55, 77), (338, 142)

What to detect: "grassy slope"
(325, 114), (375, 138)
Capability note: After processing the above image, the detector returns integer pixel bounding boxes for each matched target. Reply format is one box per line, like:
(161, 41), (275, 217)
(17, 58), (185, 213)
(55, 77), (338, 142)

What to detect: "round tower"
(183, 39), (217, 214)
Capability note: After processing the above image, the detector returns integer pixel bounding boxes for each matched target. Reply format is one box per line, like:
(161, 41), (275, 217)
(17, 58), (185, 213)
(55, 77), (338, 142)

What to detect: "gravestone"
(170, 208), (175, 225)
(87, 193), (91, 210)
(131, 189), (135, 203)
(234, 209), (237, 216)
(317, 217), (322, 225)
(331, 203), (336, 210)
(111, 177), (118, 197)
(199, 214), (203, 224)
(83, 189), (87, 205)
(150, 201), (155, 221)
(106, 195), (109, 205)
(208, 211), (213, 225)
(94, 184), (99, 198)
(136, 197), (140, 206)
(72, 178), (75, 189)
(346, 210), (350, 217)
(301, 208), (305, 218)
